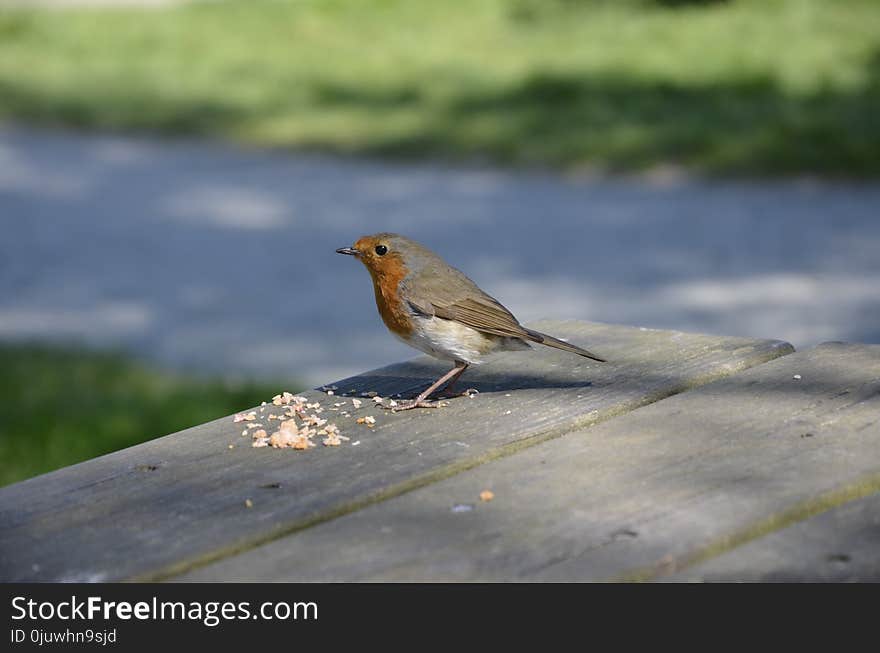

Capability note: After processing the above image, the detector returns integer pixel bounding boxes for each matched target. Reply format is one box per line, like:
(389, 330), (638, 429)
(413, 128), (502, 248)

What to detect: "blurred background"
(1, 0), (879, 485)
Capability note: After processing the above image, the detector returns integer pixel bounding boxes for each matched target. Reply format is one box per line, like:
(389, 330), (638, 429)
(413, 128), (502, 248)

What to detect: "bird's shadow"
(324, 358), (595, 399)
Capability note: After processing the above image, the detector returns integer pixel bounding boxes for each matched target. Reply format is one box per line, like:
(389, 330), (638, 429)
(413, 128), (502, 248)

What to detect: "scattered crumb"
(268, 429), (292, 448)
(318, 423), (346, 443)
(372, 396), (384, 404)
(301, 414), (327, 428)
(322, 434), (342, 446)
(793, 374), (802, 380)
(388, 399), (398, 407)
(480, 490), (495, 502)
(241, 391), (381, 452)
(352, 440), (361, 446)
(228, 444), (235, 449)
(245, 499), (253, 508)
(291, 435), (313, 450)
(251, 429), (269, 448)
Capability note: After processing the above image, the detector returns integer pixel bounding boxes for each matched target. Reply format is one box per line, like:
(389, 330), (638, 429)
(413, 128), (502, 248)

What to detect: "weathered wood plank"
(0, 321), (791, 582)
(668, 491), (880, 582)
(177, 342), (880, 582)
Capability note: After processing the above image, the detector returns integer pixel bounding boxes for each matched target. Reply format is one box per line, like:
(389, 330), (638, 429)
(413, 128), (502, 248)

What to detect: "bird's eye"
(375, 245), (388, 256)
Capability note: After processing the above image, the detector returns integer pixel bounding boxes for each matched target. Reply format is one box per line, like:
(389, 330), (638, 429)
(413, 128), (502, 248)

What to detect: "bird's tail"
(524, 328), (607, 363)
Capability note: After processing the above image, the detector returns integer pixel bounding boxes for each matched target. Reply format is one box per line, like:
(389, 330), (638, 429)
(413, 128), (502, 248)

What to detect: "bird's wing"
(402, 261), (531, 338)
(406, 284), (531, 340)
(403, 262), (607, 363)
(433, 297), (532, 339)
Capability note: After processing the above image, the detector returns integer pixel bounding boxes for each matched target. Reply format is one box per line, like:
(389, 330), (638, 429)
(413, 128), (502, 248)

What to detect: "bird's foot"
(387, 398), (449, 412)
(437, 388), (479, 400)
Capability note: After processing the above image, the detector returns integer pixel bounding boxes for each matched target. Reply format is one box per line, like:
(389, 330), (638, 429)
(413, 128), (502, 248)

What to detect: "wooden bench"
(1, 321), (877, 582)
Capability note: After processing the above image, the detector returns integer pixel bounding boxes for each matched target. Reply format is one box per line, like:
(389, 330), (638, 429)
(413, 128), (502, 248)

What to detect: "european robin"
(337, 233), (606, 411)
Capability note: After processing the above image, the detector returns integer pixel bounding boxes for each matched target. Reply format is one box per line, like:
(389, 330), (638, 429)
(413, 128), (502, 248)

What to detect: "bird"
(336, 233), (606, 411)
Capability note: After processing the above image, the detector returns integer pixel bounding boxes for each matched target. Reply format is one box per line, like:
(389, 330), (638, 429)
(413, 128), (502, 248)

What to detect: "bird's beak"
(335, 247), (360, 257)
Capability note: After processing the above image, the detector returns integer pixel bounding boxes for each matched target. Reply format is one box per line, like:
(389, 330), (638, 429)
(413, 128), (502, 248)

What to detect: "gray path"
(1, 126), (879, 385)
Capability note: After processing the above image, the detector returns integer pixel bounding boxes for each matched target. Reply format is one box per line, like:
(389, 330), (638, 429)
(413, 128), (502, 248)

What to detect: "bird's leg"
(390, 361), (468, 411)
(436, 362), (478, 398)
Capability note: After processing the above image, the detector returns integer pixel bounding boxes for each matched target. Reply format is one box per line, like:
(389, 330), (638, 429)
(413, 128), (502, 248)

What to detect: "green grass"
(0, 344), (294, 487)
(0, 0), (879, 175)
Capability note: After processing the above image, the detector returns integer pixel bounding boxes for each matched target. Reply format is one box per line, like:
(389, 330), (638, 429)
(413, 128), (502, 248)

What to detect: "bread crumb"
(322, 434), (342, 446)
(480, 490), (494, 502)
(251, 429), (269, 448)
(292, 435), (313, 450)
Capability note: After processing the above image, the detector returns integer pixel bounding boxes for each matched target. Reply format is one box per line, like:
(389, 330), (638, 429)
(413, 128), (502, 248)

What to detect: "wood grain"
(669, 489), (880, 582)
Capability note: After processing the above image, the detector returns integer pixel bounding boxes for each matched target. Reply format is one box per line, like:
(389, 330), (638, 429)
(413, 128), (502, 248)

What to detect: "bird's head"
(336, 232), (415, 279)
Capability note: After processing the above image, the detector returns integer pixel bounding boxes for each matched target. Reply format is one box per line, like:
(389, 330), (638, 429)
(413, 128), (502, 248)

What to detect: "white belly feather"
(397, 315), (530, 364)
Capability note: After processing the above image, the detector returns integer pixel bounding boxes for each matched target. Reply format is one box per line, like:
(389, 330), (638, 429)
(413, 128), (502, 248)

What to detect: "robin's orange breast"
(367, 255), (414, 339)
